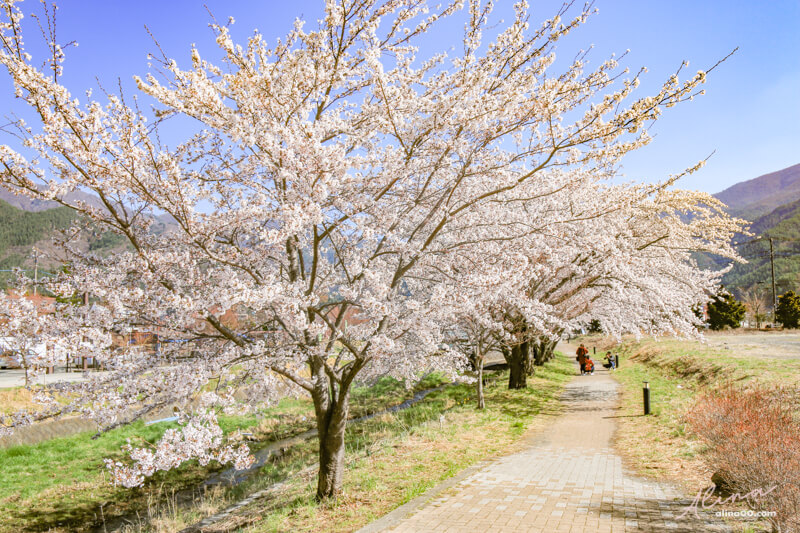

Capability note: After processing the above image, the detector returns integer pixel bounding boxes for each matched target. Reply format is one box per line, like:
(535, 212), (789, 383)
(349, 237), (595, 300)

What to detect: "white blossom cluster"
(104, 410), (253, 488)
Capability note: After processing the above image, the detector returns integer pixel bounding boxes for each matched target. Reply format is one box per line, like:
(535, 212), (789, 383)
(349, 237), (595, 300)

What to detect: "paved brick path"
(366, 361), (732, 533)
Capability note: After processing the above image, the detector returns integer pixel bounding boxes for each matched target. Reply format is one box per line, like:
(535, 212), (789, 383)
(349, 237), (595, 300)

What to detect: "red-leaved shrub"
(687, 385), (800, 532)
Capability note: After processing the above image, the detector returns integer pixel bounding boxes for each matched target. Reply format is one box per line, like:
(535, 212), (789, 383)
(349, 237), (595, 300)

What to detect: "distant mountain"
(0, 183), (186, 288)
(714, 163), (800, 221)
(0, 199), (76, 287)
(0, 186), (106, 213)
(748, 197), (800, 238)
(0, 183), (178, 235)
(0, 199), (76, 255)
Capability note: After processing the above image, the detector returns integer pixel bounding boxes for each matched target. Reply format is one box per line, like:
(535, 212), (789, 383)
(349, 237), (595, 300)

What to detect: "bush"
(706, 292), (746, 330)
(686, 385), (800, 532)
(777, 290), (800, 329)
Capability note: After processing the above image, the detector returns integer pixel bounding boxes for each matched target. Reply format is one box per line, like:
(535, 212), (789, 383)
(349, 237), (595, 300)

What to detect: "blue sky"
(4, 0), (799, 194)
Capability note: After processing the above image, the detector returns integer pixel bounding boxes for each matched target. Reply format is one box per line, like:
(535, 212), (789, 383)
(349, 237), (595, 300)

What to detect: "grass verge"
(0, 372), (453, 532)
(610, 352), (712, 491)
(587, 335), (785, 533)
(115, 354), (574, 533)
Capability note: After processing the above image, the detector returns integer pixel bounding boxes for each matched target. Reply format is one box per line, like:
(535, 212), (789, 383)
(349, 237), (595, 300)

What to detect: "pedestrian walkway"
(362, 358), (731, 532)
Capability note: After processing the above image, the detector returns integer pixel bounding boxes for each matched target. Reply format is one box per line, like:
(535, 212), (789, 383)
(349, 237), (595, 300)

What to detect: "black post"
(615, 355), (619, 369)
(643, 381), (651, 415)
(593, 346), (596, 355)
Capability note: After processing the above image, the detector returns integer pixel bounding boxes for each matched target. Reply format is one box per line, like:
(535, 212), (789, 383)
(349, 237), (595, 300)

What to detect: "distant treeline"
(0, 199), (76, 255)
(0, 200), (132, 288)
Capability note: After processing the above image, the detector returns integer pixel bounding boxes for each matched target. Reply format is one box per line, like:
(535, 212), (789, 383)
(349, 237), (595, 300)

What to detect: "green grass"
(613, 355), (696, 419)
(0, 415), (265, 531)
(0, 372), (463, 532)
(0, 359), (576, 532)
(612, 352), (703, 464)
(605, 337), (782, 531)
(232, 355), (574, 533)
(116, 355), (575, 533)
(611, 336), (800, 387)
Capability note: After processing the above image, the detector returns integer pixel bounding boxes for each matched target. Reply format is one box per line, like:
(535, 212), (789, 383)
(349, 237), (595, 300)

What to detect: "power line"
(733, 236), (800, 246)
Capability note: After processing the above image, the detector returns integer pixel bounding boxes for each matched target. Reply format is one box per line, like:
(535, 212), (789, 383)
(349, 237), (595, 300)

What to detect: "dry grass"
(124, 356), (574, 533)
(0, 387), (36, 414)
(0, 374), (453, 532)
(611, 335), (800, 387)
(244, 386), (566, 532)
(593, 334), (794, 532)
(599, 335), (736, 493)
(687, 385), (800, 531)
(0, 357), (573, 533)
(610, 361), (713, 493)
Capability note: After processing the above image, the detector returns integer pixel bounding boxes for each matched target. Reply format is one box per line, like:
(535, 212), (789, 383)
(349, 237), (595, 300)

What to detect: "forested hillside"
(0, 200), (77, 284)
(0, 200), (77, 253)
(0, 200), (129, 288)
(721, 198), (800, 294)
(705, 163), (800, 297)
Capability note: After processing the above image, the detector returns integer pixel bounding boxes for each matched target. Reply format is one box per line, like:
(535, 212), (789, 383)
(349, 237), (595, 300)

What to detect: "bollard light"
(643, 381), (651, 415)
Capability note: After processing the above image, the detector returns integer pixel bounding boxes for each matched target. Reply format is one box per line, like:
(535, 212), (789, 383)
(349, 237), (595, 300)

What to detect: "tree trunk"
(532, 337), (546, 366)
(533, 336), (558, 366)
(506, 344), (527, 389)
(533, 332), (561, 366)
(467, 347), (479, 372)
(310, 360), (350, 501)
(521, 339), (535, 376)
(546, 338), (558, 362)
(476, 355), (485, 409)
(316, 405), (347, 501)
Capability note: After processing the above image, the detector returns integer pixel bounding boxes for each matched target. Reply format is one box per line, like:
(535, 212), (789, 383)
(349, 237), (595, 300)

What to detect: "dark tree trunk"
(505, 343), (527, 389)
(467, 347), (480, 372)
(533, 336), (558, 366)
(521, 339), (535, 376)
(532, 338), (546, 366)
(545, 338), (558, 362)
(310, 360), (350, 501)
(316, 403), (347, 500)
(476, 354), (485, 409)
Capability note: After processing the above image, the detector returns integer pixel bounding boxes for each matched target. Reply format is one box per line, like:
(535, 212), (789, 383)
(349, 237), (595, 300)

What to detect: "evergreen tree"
(707, 292), (746, 330)
(776, 290), (800, 328)
(588, 319), (603, 334)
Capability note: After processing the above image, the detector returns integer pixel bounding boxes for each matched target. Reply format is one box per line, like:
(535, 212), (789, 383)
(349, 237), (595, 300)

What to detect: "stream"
(97, 383), (451, 532)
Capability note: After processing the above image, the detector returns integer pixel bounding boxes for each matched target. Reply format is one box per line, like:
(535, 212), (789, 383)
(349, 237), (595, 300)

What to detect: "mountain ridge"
(0, 186), (106, 213)
(714, 163), (800, 221)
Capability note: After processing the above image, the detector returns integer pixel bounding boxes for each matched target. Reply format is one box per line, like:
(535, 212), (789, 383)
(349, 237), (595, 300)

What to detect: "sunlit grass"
(0, 371), (466, 531)
(605, 332), (799, 529)
(179, 355), (574, 533)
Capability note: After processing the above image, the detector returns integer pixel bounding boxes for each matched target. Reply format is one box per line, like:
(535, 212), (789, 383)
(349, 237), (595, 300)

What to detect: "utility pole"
(770, 237), (778, 325)
(33, 249), (38, 296)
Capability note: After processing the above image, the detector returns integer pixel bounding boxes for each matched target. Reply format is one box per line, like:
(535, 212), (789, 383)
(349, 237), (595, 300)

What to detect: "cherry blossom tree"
(0, 289), (55, 386)
(445, 171), (742, 389)
(0, 0), (741, 499)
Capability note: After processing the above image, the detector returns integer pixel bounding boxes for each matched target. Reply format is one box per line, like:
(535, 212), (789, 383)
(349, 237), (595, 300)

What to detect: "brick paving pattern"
(379, 361), (732, 532)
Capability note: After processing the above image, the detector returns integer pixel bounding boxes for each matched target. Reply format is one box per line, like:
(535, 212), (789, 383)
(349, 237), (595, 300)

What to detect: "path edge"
(358, 352), (577, 533)
(355, 459), (491, 533)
